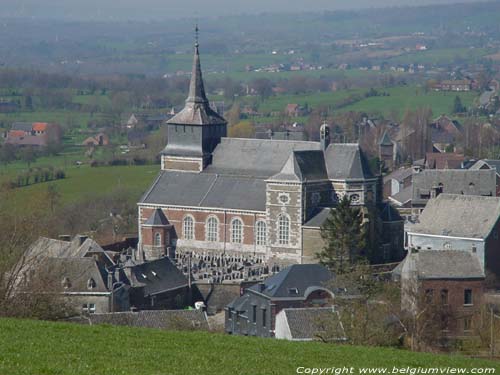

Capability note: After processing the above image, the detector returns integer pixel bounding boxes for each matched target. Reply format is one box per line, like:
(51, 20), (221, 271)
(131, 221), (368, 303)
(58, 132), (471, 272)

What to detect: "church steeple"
(186, 25), (209, 105)
(161, 26), (227, 172)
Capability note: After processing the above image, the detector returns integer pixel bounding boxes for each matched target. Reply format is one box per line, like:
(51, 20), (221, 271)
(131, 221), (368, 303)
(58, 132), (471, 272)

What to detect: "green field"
(0, 318), (497, 375)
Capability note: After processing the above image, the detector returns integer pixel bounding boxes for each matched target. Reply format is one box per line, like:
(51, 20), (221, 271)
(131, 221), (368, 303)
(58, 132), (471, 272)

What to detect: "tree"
(228, 120), (254, 138)
(318, 195), (366, 274)
(453, 95), (465, 114)
(19, 147), (36, 168)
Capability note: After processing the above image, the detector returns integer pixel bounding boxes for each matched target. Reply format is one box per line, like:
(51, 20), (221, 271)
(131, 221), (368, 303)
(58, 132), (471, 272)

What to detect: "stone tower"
(161, 28), (227, 172)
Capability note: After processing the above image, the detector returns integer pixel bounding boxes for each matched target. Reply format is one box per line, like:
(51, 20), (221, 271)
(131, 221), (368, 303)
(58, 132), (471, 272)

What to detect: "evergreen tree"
(452, 95), (465, 114)
(318, 195), (366, 274)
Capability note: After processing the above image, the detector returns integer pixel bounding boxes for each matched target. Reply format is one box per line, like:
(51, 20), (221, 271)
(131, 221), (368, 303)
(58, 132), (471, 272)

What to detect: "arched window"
(206, 216), (219, 242)
(154, 232), (162, 246)
(278, 214), (290, 245)
(256, 221), (267, 246)
(87, 278), (96, 290)
(231, 218), (243, 243)
(183, 216), (194, 240)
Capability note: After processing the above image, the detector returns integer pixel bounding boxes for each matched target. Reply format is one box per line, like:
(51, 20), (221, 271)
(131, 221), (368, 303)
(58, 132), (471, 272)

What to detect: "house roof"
(324, 143), (374, 180)
(143, 208), (170, 226)
(383, 167), (413, 184)
(412, 169), (496, 205)
(401, 250), (485, 280)
(281, 307), (345, 341)
(166, 43), (226, 126)
(126, 257), (188, 296)
(379, 131), (393, 146)
(470, 159), (500, 176)
(389, 185), (412, 206)
(32, 122), (48, 132)
(425, 152), (464, 169)
(75, 310), (209, 330)
(41, 257), (110, 293)
(248, 264), (334, 299)
(410, 194), (500, 239)
(11, 122), (32, 132)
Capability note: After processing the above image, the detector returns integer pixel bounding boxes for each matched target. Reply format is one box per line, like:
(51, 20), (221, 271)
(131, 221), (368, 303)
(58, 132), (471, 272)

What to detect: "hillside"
(0, 318), (498, 375)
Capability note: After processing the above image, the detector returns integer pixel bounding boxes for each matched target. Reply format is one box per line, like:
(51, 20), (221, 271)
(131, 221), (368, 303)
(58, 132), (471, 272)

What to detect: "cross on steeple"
(195, 23), (199, 47)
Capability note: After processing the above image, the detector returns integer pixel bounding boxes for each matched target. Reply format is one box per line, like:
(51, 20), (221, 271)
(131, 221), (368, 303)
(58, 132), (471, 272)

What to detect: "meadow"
(0, 318), (497, 375)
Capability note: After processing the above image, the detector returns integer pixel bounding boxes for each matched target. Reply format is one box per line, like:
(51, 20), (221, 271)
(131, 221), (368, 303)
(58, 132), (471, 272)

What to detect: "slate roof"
(324, 143), (374, 180)
(379, 130), (393, 146)
(140, 171), (267, 211)
(41, 257), (110, 293)
(412, 169), (496, 205)
(167, 43), (225, 126)
(303, 208), (332, 228)
(11, 122), (32, 132)
(402, 250), (485, 280)
(282, 307), (345, 341)
(125, 257), (188, 296)
(410, 194), (500, 239)
(383, 167), (413, 184)
(249, 264), (333, 299)
(470, 159), (500, 176)
(425, 152), (464, 169)
(75, 309), (209, 330)
(204, 137), (320, 178)
(389, 185), (412, 206)
(270, 150), (328, 181)
(143, 208), (170, 226)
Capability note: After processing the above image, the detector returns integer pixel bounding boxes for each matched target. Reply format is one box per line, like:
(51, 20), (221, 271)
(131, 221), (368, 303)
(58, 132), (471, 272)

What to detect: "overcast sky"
(0, 0), (487, 20)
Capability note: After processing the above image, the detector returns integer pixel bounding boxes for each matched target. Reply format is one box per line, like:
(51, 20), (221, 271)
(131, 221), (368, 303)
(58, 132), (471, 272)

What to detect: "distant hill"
(0, 318), (497, 374)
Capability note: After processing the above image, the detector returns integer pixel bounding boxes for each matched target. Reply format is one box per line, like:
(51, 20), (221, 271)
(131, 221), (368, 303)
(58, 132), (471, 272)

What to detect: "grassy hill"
(0, 318), (498, 375)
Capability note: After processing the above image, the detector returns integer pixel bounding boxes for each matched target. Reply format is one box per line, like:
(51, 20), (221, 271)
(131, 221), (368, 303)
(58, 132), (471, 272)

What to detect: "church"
(137, 37), (402, 268)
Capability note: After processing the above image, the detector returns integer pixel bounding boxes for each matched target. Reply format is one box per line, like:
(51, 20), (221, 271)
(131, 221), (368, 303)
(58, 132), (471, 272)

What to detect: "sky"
(0, 0), (487, 20)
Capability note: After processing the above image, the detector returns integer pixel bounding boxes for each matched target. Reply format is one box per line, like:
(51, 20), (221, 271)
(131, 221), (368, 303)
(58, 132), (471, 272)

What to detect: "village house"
(406, 194), (500, 275)
(225, 264), (336, 337)
(433, 80), (472, 92)
(470, 159), (500, 196)
(284, 103), (308, 117)
(5, 122), (61, 147)
(82, 132), (110, 147)
(424, 152), (465, 169)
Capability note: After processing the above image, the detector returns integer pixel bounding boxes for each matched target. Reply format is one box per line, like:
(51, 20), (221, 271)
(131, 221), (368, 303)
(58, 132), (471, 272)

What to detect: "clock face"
(279, 194), (290, 204)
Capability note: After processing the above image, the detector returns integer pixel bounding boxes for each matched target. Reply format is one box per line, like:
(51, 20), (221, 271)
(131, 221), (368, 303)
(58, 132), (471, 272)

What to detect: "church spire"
(186, 24), (209, 104)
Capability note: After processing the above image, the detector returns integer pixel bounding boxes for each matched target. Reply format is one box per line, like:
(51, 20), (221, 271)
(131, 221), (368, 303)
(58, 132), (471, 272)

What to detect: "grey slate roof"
(383, 167), (413, 184)
(324, 143), (374, 180)
(379, 130), (393, 146)
(470, 159), (500, 176)
(389, 185), (412, 206)
(402, 250), (485, 280)
(167, 43), (225, 126)
(140, 171), (267, 211)
(125, 257), (188, 296)
(249, 264), (333, 299)
(270, 150), (328, 181)
(410, 194), (500, 239)
(75, 309), (209, 330)
(11, 122), (32, 132)
(282, 307), (345, 341)
(412, 169), (496, 204)
(204, 137), (320, 178)
(303, 208), (332, 228)
(143, 208), (170, 226)
(42, 257), (110, 293)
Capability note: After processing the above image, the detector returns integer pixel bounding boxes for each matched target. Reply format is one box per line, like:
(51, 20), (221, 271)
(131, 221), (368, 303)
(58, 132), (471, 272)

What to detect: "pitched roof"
(204, 137), (320, 178)
(75, 309), (209, 330)
(126, 257), (188, 296)
(324, 143), (374, 180)
(281, 307), (346, 341)
(11, 122), (32, 132)
(412, 169), (496, 204)
(303, 208), (332, 228)
(166, 43), (225, 126)
(425, 152), (464, 169)
(140, 171), (267, 211)
(32, 122), (48, 132)
(270, 150), (328, 182)
(249, 264), (333, 299)
(470, 159), (500, 176)
(401, 250), (485, 280)
(383, 167), (413, 184)
(389, 185), (412, 206)
(410, 194), (500, 239)
(143, 208), (170, 226)
(379, 130), (393, 146)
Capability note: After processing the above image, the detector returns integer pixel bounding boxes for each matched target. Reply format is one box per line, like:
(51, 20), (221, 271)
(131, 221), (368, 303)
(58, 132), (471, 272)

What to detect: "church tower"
(161, 27), (227, 172)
